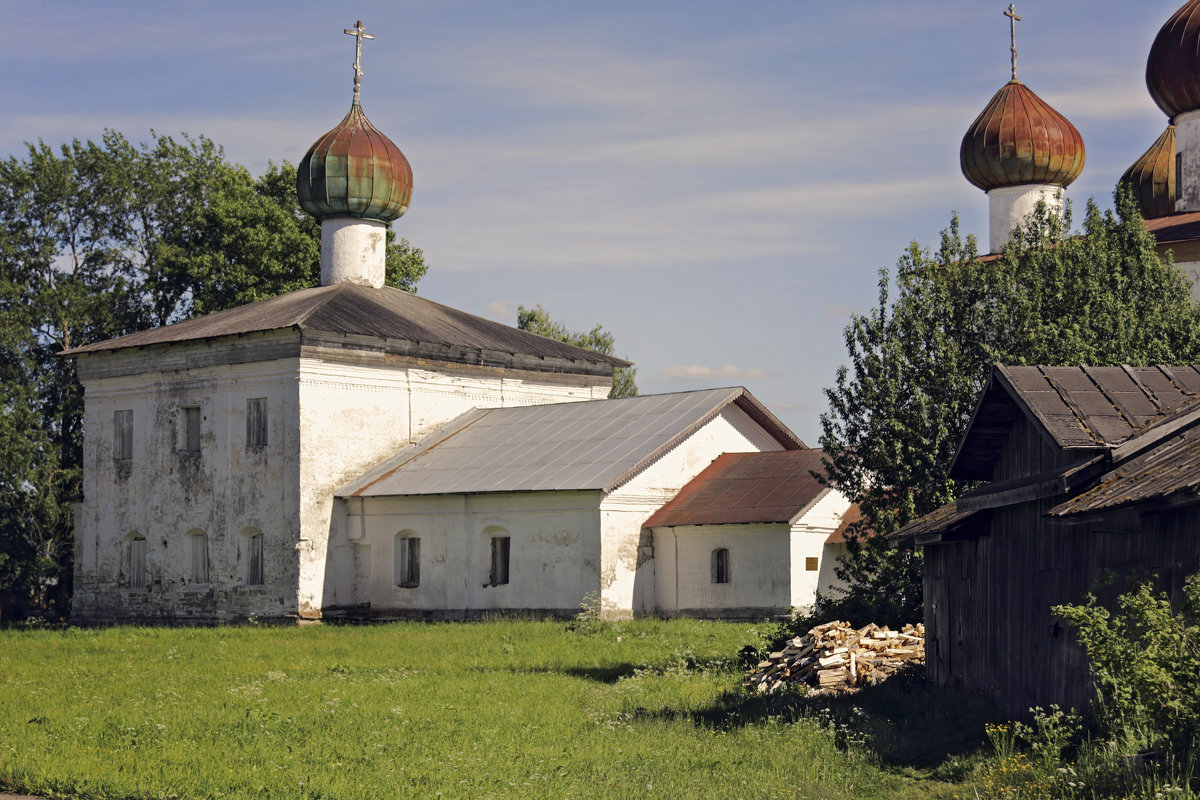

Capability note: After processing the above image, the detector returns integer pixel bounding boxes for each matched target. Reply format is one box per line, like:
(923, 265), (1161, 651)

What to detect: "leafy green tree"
(817, 188), (1200, 624)
(516, 304), (638, 398)
(0, 131), (427, 618)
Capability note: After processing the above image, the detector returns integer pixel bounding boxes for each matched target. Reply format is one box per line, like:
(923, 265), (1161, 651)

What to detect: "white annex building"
(65, 25), (855, 625)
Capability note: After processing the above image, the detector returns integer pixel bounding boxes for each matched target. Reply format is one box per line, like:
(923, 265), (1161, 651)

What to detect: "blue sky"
(0, 1), (1184, 443)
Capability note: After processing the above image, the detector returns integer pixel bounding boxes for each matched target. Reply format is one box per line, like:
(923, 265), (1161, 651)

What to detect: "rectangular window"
(395, 536), (420, 587)
(191, 534), (209, 584)
(246, 397), (268, 448)
(711, 548), (730, 584)
(114, 410), (133, 461)
(489, 536), (510, 586)
(181, 406), (201, 453)
(247, 533), (265, 586)
(129, 537), (147, 590)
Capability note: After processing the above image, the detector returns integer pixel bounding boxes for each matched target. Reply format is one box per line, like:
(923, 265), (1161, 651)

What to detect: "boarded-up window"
(711, 548), (730, 584)
(395, 534), (420, 587)
(191, 532), (209, 584)
(247, 532), (264, 585)
(113, 410), (133, 461)
(181, 407), (201, 452)
(805, 556), (819, 571)
(129, 536), (147, 590)
(246, 398), (268, 448)
(489, 536), (510, 586)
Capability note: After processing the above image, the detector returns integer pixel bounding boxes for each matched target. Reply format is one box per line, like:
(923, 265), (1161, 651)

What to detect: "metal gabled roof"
(642, 449), (831, 528)
(61, 283), (629, 369)
(336, 387), (803, 498)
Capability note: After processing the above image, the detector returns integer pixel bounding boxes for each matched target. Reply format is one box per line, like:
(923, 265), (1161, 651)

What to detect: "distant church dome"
(1121, 126), (1177, 219)
(296, 102), (413, 222)
(1148, 0), (1200, 120)
(960, 80), (1086, 192)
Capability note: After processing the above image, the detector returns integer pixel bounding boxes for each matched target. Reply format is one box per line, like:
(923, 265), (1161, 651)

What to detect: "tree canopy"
(816, 188), (1200, 624)
(0, 131), (427, 617)
(516, 304), (638, 398)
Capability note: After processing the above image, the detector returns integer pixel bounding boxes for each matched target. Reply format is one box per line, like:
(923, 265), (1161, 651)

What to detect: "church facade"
(66, 25), (853, 625)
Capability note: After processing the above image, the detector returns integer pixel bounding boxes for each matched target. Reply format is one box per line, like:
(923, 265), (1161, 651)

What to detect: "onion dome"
(296, 102), (413, 222)
(960, 80), (1086, 191)
(1147, 1), (1200, 120)
(1121, 126), (1176, 220)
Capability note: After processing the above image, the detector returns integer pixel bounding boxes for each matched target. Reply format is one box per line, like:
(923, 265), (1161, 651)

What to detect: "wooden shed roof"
(951, 364), (1200, 480)
(62, 283), (630, 369)
(642, 449), (830, 528)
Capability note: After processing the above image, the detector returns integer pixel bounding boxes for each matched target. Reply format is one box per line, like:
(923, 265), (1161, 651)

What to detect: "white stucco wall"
(72, 348), (302, 624)
(1177, 109), (1200, 213)
(651, 524), (791, 617)
(986, 183), (1064, 254)
(343, 491), (603, 617)
(296, 355), (610, 617)
(320, 218), (387, 288)
(598, 404), (786, 616)
(788, 488), (852, 611)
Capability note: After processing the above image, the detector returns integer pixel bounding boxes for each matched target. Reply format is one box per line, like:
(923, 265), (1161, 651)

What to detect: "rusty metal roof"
(297, 102), (413, 222)
(1147, 0), (1200, 120)
(1122, 126), (1176, 220)
(951, 364), (1200, 480)
(642, 449), (831, 528)
(1144, 209), (1200, 246)
(62, 283), (629, 369)
(960, 80), (1085, 192)
(336, 387), (804, 498)
(825, 503), (862, 544)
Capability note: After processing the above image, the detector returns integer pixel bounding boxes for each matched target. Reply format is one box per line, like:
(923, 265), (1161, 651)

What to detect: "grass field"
(0, 618), (976, 800)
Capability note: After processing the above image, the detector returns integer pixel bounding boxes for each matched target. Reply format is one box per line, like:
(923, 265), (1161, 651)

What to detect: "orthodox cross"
(344, 20), (375, 103)
(1004, 4), (1021, 81)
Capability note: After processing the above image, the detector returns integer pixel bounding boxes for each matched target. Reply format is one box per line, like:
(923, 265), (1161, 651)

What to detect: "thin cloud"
(487, 301), (515, 321)
(660, 364), (772, 382)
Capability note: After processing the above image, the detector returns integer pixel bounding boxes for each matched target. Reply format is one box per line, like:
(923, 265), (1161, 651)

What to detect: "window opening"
(246, 398), (268, 448)
(247, 532), (264, 585)
(711, 548), (730, 584)
(181, 406), (201, 452)
(489, 536), (510, 586)
(191, 532), (209, 584)
(113, 410), (133, 461)
(129, 535), (147, 590)
(395, 534), (420, 587)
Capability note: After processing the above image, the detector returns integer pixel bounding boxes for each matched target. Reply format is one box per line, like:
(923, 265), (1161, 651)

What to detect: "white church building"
(65, 25), (854, 625)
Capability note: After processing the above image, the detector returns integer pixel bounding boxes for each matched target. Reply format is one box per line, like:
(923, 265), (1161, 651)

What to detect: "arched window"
(395, 531), (420, 587)
(188, 529), (209, 584)
(127, 534), (147, 590)
(711, 548), (730, 584)
(484, 526), (510, 587)
(241, 528), (265, 586)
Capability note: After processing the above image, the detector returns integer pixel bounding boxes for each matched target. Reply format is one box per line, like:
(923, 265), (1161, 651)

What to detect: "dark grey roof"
(952, 364), (1200, 480)
(337, 387), (804, 498)
(62, 283), (630, 368)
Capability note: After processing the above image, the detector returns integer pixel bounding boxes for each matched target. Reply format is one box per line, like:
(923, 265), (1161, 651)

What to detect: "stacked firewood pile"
(744, 621), (924, 695)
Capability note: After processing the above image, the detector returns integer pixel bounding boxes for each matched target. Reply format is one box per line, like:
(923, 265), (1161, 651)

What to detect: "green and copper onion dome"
(960, 80), (1085, 191)
(1121, 126), (1176, 220)
(296, 102), (413, 222)
(1147, 0), (1200, 120)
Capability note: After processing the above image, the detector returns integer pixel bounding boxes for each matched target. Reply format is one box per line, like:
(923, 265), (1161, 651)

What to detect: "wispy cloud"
(486, 301), (515, 321)
(660, 364), (772, 382)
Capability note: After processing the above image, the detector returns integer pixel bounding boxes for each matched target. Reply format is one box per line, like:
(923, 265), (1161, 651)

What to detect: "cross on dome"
(344, 20), (375, 104)
(1004, 4), (1021, 81)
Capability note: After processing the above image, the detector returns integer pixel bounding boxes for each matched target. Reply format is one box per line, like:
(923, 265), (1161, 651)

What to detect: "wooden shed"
(894, 364), (1200, 718)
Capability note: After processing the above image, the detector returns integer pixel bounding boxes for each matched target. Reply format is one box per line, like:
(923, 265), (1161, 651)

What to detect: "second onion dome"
(960, 79), (1086, 192)
(1121, 126), (1177, 220)
(1147, 0), (1200, 121)
(296, 101), (413, 223)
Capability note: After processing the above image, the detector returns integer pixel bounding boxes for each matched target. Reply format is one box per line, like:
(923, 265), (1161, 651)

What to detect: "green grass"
(0, 619), (963, 800)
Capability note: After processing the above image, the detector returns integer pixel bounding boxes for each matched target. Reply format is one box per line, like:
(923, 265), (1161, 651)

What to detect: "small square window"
(246, 398), (268, 448)
(181, 407), (201, 453)
(113, 410), (133, 461)
(805, 556), (819, 572)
